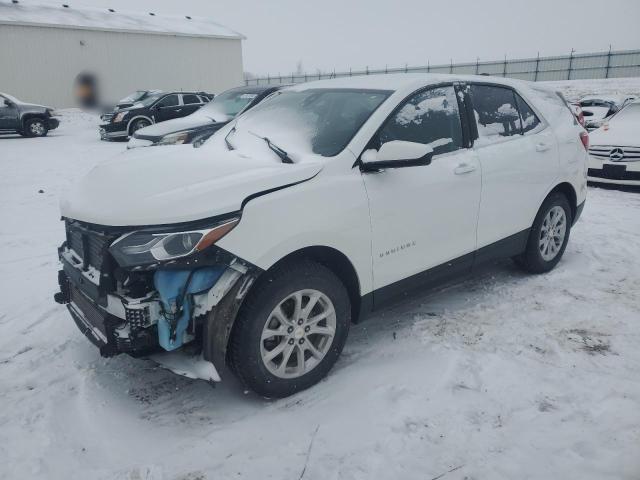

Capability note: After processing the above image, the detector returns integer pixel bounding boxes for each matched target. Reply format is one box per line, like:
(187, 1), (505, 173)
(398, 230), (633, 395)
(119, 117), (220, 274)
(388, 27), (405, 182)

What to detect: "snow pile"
(543, 77), (640, 102)
(0, 103), (639, 479)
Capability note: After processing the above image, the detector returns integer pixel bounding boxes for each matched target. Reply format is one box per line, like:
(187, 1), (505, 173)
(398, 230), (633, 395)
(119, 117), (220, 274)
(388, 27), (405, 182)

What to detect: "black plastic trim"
(361, 228), (530, 313)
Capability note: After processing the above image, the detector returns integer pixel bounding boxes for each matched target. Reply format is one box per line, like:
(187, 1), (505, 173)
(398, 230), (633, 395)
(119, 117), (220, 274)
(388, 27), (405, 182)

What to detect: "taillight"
(579, 131), (589, 151)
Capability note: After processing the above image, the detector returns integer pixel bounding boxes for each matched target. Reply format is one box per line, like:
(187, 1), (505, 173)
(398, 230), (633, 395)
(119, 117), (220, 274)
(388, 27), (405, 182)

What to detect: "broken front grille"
(65, 220), (118, 272)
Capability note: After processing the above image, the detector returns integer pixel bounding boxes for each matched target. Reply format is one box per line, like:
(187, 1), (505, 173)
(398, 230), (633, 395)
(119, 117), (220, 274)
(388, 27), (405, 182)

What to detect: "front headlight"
(109, 217), (239, 268)
(113, 112), (128, 123)
(156, 131), (191, 146)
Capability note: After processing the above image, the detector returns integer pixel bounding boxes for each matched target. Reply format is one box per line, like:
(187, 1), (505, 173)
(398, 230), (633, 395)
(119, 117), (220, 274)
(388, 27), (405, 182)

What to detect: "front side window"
(470, 85), (522, 143)
(156, 95), (179, 108)
(182, 94), (201, 105)
(377, 86), (463, 156)
(224, 89), (391, 157)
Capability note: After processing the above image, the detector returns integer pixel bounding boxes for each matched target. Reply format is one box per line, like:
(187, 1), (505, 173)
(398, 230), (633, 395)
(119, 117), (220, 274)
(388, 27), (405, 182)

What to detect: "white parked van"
(55, 74), (588, 397)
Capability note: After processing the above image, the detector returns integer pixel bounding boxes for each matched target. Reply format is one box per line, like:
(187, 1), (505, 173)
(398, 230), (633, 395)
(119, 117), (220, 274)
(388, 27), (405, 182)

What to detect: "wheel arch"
(126, 115), (153, 135)
(547, 182), (577, 222)
(21, 113), (47, 127)
(264, 245), (364, 324)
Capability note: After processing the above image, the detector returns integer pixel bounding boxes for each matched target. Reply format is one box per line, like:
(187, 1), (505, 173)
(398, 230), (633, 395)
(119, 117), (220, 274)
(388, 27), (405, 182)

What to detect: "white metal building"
(0, 1), (245, 107)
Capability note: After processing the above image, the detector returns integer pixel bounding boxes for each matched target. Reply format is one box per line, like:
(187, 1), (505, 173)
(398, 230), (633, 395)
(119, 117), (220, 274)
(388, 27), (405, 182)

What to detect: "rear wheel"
(229, 260), (351, 398)
(514, 192), (572, 273)
(24, 118), (48, 137)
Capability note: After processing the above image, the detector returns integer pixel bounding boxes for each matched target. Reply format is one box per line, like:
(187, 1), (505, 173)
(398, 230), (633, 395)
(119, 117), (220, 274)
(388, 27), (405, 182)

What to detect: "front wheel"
(24, 118), (48, 137)
(514, 192), (572, 273)
(228, 260), (351, 398)
(129, 118), (150, 136)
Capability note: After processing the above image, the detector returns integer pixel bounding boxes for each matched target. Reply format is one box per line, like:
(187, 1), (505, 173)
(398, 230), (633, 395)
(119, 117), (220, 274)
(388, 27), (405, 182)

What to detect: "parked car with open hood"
(579, 94), (635, 130)
(0, 92), (59, 137)
(127, 85), (283, 149)
(587, 100), (640, 186)
(99, 91), (211, 140)
(55, 74), (587, 398)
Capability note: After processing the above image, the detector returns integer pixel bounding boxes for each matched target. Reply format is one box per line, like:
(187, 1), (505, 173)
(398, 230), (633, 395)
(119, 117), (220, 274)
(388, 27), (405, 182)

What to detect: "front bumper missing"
(55, 244), (261, 380)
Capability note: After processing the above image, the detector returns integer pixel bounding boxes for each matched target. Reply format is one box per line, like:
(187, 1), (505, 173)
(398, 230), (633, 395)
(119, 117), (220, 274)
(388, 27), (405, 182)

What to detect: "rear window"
(470, 84), (542, 144)
(182, 94), (201, 105)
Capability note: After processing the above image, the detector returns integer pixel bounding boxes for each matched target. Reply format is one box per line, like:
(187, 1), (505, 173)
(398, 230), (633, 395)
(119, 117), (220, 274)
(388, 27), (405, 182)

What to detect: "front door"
(0, 96), (19, 130)
(361, 85), (481, 302)
(468, 84), (559, 248)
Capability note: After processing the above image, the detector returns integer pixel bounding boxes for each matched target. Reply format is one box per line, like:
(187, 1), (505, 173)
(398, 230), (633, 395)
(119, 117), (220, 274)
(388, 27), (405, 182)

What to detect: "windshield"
(119, 90), (148, 104)
(137, 93), (164, 107)
(226, 88), (391, 157)
(200, 89), (263, 121)
(580, 99), (614, 108)
(1, 92), (20, 103)
(609, 103), (640, 124)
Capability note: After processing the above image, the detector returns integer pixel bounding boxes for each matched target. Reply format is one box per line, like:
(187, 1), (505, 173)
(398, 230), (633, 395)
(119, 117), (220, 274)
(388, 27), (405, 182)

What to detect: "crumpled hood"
(136, 112), (219, 138)
(589, 123), (640, 148)
(60, 146), (322, 226)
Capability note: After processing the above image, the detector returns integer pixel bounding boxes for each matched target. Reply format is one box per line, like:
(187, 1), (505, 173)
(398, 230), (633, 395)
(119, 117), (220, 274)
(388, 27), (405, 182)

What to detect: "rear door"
(469, 84), (558, 248)
(181, 94), (204, 116)
(361, 84), (481, 299)
(153, 94), (183, 122)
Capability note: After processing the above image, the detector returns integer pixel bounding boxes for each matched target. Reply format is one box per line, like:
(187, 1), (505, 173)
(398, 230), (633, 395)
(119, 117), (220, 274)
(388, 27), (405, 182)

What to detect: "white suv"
(55, 74), (588, 397)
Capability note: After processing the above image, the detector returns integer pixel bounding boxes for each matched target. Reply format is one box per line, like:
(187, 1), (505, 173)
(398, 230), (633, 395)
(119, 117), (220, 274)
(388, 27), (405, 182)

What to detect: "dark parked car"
(127, 85), (285, 149)
(99, 91), (211, 140)
(0, 92), (59, 137)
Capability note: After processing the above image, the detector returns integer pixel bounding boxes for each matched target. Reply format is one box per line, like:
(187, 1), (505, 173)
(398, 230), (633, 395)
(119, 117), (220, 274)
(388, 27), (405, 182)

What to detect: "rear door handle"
(535, 142), (550, 152)
(454, 163), (476, 175)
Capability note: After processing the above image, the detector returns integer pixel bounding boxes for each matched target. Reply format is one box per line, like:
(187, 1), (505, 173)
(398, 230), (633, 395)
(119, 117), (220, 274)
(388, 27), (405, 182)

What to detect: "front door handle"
(535, 142), (550, 152)
(454, 163), (476, 175)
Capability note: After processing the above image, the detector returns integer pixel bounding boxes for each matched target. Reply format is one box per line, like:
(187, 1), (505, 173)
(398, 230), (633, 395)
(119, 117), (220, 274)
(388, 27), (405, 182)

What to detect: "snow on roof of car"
(0, 1), (245, 39)
(289, 73), (533, 92)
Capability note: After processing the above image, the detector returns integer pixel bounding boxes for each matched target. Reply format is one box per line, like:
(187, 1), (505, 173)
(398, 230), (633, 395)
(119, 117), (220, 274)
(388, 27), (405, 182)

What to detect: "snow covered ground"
(1, 97), (640, 480)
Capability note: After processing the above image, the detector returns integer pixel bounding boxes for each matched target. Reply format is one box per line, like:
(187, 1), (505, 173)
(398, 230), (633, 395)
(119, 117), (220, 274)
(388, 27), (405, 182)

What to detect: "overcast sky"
(39, 0), (640, 76)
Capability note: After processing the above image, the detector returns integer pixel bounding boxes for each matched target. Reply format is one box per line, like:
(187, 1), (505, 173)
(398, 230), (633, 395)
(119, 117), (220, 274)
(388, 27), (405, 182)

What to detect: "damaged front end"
(54, 215), (260, 381)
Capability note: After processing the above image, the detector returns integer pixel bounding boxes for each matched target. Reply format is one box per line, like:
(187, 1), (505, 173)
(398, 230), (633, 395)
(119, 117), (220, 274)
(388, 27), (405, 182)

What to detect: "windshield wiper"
(248, 131), (294, 164)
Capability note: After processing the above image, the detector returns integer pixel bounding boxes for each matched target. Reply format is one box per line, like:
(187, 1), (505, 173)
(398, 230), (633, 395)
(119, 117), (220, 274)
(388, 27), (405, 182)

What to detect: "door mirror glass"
(361, 141), (433, 171)
(3, 99), (12, 107)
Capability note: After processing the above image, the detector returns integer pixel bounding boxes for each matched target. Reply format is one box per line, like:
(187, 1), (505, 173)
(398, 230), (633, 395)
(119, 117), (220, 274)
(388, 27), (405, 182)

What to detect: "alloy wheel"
(260, 289), (337, 379)
(539, 206), (566, 261)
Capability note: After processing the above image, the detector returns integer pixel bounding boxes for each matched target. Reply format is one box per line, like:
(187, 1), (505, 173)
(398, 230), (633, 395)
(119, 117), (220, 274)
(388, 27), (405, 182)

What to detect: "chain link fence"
(244, 48), (640, 86)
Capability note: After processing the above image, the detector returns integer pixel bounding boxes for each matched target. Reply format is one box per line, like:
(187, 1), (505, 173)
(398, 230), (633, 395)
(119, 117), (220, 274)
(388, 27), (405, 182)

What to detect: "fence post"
(503, 54), (507, 77)
(427, 61), (430, 73)
(568, 48), (575, 80)
(385, 64), (388, 74)
(405, 63), (408, 73)
(349, 67), (352, 77)
(449, 59), (453, 74)
(475, 57), (479, 75)
(605, 45), (612, 79)
(366, 66), (369, 75)
(534, 52), (540, 81)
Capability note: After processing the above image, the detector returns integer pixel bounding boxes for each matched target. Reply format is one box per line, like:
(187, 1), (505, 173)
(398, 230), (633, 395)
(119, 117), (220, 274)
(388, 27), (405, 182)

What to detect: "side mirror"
(360, 140), (434, 172)
(3, 99), (13, 107)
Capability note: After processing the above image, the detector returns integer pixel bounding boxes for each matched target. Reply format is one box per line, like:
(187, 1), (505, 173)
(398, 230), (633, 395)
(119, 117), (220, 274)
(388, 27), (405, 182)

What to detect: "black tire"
(229, 260), (351, 398)
(23, 118), (48, 137)
(514, 192), (572, 274)
(129, 119), (150, 136)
